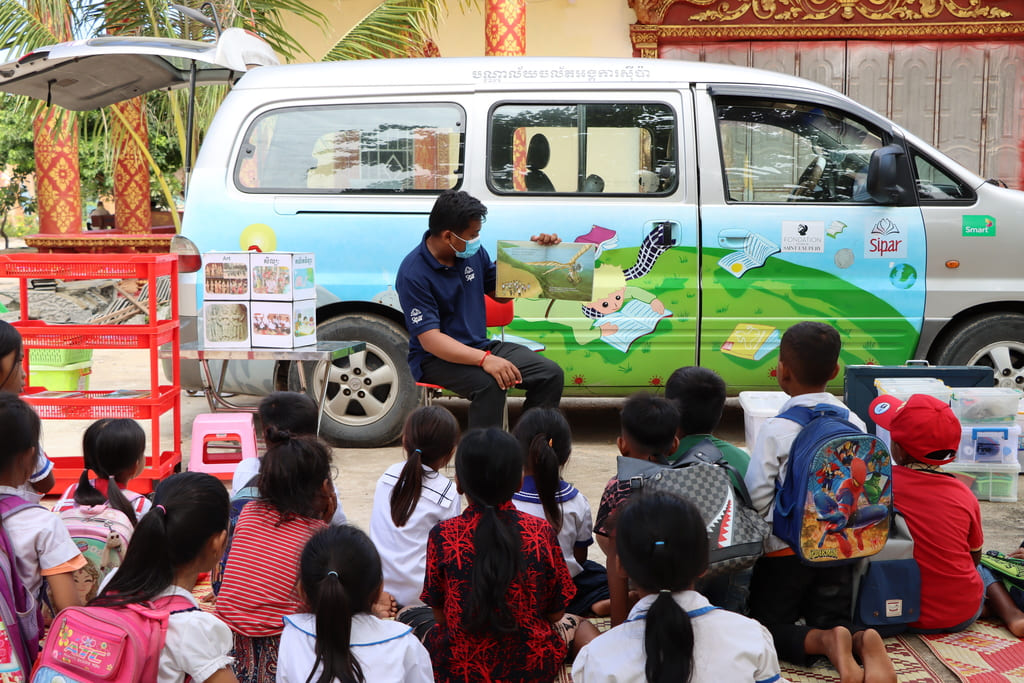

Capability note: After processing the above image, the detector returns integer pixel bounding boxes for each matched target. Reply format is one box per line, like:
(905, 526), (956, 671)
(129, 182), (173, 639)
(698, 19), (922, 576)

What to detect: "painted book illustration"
(497, 241), (596, 301)
(720, 323), (781, 361)
(717, 229), (781, 278)
(593, 299), (672, 353)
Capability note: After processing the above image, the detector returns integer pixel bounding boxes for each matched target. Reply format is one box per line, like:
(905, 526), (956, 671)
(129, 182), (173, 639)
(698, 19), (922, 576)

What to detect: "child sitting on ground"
(512, 407), (610, 616)
(277, 525), (433, 682)
(743, 321), (894, 682)
(54, 418), (153, 520)
(216, 434), (338, 683)
(593, 392), (679, 625)
(402, 428), (597, 681)
(572, 494), (785, 682)
(92, 472), (236, 683)
(370, 405), (460, 608)
(869, 392), (1002, 633)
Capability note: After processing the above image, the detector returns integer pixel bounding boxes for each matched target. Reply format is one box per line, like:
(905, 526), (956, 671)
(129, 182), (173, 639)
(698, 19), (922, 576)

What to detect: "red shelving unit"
(0, 254), (181, 492)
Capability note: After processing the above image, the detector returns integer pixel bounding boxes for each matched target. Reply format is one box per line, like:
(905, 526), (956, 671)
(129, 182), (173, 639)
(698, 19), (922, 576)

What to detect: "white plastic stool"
(189, 412), (259, 478)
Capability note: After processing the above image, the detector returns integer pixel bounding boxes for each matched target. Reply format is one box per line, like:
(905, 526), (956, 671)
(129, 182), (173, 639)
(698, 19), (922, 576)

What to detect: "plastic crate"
(957, 423), (1021, 464)
(30, 361), (92, 391)
(16, 320), (178, 349)
(738, 391), (790, 448)
(945, 462), (1020, 502)
(27, 348), (93, 366)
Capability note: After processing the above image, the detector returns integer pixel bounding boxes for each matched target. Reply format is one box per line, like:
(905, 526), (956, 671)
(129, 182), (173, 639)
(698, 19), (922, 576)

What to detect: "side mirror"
(867, 144), (915, 205)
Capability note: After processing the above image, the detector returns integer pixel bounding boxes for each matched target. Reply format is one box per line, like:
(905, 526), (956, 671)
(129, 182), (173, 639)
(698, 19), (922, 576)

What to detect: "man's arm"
(418, 329), (522, 390)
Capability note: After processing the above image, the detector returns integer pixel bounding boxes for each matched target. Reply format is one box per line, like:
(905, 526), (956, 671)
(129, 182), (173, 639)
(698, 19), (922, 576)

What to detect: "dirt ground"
(40, 348), (1024, 680)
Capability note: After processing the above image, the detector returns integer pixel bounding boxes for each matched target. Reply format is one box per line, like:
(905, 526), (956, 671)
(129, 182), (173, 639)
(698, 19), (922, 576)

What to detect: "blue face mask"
(452, 233), (482, 259)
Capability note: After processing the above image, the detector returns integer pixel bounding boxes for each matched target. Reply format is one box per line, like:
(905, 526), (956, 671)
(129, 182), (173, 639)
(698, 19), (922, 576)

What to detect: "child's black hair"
(299, 525), (383, 683)
(258, 433), (333, 522)
(780, 321), (841, 387)
(428, 190), (488, 237)
(0, 393), (39, 476)
(616, 494), (709, 683)
(455, 428), (524, 633)
(391, 405), (459, 528)
(93, 472), (229, 607)
(512, 408), (572, 532)
(0, 321), (23, 392)
(258, 391), (318, 447)
(664, 367), (727, 436)
(621, 393), (679, 458)
(74, 418), (146, 526)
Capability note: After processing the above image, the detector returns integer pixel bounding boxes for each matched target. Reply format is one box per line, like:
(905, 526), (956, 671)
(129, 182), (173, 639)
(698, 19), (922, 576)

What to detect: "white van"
(4, 51), (1023, 447)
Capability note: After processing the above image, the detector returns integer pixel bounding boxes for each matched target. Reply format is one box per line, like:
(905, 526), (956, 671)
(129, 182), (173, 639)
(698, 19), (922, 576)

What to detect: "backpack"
(774, 403), (892, 565)
(980, 550), (1024, 607)
(850, 510), (921, 636)
(0, 495), (42, 681)
(211, 475), (259, 595)
(57, 504), (135, 589)
(616, 439), (771, 577)
(31, 595), (196, 683)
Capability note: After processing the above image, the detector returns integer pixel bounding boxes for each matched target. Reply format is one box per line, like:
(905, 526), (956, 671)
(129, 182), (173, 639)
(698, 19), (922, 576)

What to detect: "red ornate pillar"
(485, 0), (526, 56)
(112, 97), (152, 233)
(32, 111), (82, 235)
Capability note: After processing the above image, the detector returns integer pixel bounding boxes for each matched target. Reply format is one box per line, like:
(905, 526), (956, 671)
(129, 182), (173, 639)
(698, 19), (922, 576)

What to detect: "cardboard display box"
(203, 252), (251, 300)
(251, 299), (317, 348)
(203, 301), (251, 348)
(250, 252), (316, 301)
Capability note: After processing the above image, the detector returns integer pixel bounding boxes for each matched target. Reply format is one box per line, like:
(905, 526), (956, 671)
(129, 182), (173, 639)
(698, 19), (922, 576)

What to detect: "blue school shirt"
(396, 232), (495, 380)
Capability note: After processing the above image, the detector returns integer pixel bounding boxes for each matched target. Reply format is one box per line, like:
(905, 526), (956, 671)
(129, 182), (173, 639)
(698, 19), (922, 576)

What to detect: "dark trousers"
(420, 340), (563, 430)
(748, 554), (855, 666)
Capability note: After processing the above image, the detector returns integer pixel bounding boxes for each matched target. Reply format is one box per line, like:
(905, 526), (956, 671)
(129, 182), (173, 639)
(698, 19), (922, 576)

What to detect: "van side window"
(234, 104), (465, 193)
(912, 151), (974, 201)
(715, 98), (885, 203)
(489, 103), (677, 195)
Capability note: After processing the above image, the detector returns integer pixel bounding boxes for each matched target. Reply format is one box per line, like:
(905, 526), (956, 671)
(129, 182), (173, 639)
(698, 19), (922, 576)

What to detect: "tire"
(931, 313), (1024, 389)
(288, 313), (418, 447)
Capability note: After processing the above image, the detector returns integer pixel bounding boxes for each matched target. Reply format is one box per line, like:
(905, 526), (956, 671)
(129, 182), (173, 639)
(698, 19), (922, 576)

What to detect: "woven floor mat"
(915, 618), (1024, 682)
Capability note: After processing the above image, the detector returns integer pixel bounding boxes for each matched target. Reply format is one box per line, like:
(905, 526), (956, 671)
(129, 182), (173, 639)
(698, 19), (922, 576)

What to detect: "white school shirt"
(512, 477), (594, 577)
(0, 485), (83, 598)
(230, 458), (347, 526)
(277, 612), (433, 683)
(369, 461), (460, 607)
(572, 590), (787, 683)
(743, 392), (866, 553)
(157, 585), (234, 683)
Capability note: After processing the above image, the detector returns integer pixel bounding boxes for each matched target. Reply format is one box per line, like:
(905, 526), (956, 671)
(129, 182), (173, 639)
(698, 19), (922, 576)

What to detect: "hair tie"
(653, 540), (665, 547)
(413, 448), (422, 455)
(326, 570), (339, 579)
(155, 504), (166, 514)
(659, 589), (672, 595)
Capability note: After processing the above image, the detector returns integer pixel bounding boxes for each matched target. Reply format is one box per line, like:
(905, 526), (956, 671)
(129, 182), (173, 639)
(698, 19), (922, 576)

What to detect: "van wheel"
(288, 314), (418, 447)
(932, 313), (1024, 389)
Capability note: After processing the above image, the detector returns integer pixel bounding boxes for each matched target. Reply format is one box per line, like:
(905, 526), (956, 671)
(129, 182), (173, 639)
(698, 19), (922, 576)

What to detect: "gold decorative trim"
(630, 0), (1014, 24)
(631, 20), (1024, 42)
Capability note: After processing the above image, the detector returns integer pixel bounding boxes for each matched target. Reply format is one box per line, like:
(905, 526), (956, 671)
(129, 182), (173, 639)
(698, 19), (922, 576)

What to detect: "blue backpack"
(773, 403), (892, 565)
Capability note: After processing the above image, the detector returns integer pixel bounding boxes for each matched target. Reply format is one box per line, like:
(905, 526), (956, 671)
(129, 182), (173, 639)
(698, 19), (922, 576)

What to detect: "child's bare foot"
(852, 629), (896, 683)
(807, 626), (863, 683)
(373, 590), (398, 619)
(1006, 615), (1024, 638)
(590, 599), (611, 617)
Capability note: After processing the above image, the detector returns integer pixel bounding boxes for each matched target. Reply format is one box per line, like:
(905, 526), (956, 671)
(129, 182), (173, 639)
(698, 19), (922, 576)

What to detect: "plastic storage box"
(957, 423), (1021, 464)
(30, 361), (92, 391)
(27, 348), (92, 366)
(738, 391), (790, 448)
(945, 461), (1020, 502)
(951, 387), (1022, 424)
(873, 377), (953, 403)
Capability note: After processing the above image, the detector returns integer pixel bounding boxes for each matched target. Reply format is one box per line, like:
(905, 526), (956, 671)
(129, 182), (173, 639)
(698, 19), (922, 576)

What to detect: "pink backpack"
(31, 595), (195, 683)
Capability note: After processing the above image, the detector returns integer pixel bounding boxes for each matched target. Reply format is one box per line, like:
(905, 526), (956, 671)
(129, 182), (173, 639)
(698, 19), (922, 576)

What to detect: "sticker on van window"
(781, 221), (824, 253)
(962, 215), (996, 237)
(865, 218), (906, 258)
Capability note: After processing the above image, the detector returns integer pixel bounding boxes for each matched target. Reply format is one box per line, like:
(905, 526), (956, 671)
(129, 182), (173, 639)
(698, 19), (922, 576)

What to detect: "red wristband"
(479, 350), (491, 367)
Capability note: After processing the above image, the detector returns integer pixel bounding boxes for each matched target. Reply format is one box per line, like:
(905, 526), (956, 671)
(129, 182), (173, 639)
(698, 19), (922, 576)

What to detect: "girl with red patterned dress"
(413, 428), (596, 682)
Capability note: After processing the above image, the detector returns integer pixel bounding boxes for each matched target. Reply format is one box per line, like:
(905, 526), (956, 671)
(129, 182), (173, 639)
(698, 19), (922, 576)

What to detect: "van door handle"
(656, 221), (677, 247)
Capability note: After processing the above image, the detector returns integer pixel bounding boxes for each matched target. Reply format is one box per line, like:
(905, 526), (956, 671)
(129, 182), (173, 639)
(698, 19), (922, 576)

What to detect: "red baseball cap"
(869, 393), (961, 464)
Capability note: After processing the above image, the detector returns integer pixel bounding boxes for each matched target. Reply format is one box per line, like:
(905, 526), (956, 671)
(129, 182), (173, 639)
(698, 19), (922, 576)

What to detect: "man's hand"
(482, 353), (522, 390)
(530, 232), (561, 246)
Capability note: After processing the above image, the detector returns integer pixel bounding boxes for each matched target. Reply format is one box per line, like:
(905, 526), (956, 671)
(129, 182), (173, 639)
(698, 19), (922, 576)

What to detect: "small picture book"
(496, 241), (596, 301)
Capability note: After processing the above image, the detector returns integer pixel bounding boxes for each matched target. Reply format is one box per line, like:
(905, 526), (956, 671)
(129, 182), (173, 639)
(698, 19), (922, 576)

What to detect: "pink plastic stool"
(188, 412), (259, 478)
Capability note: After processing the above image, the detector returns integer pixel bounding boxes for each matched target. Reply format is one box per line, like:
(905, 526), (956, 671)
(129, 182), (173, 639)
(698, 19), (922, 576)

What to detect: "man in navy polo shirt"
(396, 190), (564, 430)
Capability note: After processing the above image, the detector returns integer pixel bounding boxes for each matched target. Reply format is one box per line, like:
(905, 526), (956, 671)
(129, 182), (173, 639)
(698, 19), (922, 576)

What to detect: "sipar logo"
(464, 266), (475, 282)
(865, 218), (906, 258)
(410, 308), (423, 325)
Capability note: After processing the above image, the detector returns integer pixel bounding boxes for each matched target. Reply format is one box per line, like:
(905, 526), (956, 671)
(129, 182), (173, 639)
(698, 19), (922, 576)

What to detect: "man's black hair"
(780, 321), (841, 387)
(664, 366), (727, 435)
(428, 190), (488, 237)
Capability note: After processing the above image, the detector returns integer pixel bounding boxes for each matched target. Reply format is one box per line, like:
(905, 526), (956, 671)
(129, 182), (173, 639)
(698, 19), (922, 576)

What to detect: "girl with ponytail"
(369, 405), (459, 607)
(512, 408), (609, 616)
(216, 434), (337, 683)
(572, 494), (783, 683)
(277, 526), (432, 683)
(55, 418), (151, 522)
(93, 472), (236, 683)
(408, 428), (596, 682)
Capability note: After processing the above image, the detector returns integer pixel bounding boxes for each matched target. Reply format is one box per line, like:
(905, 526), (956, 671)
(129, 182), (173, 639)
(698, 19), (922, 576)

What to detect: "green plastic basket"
(28, 348), (93, 366)
(30, 361), (92, 391)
